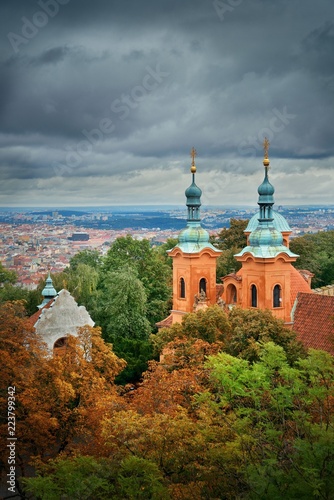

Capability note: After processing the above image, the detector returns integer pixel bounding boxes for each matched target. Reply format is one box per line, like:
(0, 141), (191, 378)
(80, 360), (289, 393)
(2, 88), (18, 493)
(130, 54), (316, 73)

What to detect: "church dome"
(41, 274), (57, 298)
(38, 272), (57, 309)
(249, 223), (284, 247)
(257, 169), (275, 204)
(185, 180), (202, 206)
(178, 222), (210, 246)
(245, 210), (291, 233)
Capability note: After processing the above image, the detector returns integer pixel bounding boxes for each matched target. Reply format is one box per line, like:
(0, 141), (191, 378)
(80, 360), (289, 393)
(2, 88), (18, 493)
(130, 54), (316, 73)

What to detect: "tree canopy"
(290, 230), (334, 287)
(101, 236), (172, 328)
(212, 219), (248, 279)
(2, 299), (334, 499)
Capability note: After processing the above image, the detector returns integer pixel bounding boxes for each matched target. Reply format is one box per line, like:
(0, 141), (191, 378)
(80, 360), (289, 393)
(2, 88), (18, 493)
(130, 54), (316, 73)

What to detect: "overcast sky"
(0, 0), (333, 207)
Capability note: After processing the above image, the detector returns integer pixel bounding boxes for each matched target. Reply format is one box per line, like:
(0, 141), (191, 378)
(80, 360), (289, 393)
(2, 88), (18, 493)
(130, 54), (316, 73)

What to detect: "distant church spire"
(236, 139), (297, 257)
(173, 148), (220, 254)
(185, 147), (202, 222)
(165, 147), (221, 326)
(257, 137), (275, 222)
(222, 139), (310, 324)
(38, 271), (57, 309)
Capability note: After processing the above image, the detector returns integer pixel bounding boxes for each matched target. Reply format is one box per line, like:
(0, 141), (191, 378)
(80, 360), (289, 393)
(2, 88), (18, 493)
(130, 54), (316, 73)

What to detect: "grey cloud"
(0, 0), (333, 206)
(32, 45), (71, 65)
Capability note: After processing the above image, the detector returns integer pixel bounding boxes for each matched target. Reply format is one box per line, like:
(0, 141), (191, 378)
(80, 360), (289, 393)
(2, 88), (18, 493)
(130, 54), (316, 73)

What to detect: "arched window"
(251, 284), (257, 307)
(226, 284), (237, 304)
(199, 278), (207, 295)
(53, 337), (68, 356)
(179, 277), (186, 298)
(273, 284), (281, 308)
(54, 337), (67, 348)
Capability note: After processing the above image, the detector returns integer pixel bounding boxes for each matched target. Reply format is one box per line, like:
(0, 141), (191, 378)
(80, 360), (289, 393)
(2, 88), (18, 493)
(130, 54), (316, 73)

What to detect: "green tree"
(69, 249), (102, 270)
(213, 219), (248, 251)
(0, 261), (17, 285)
(49, 264), (99, 315)
(0, 284), (41, 315)
(117, 456), (169, 499)
(23, 456), (116, 500)
(205, 343), (334, 499)
(98, 267), (152, 383)
(102, 236), (172, 328)
(212, 219), (248, 279)
(226, 307), (306, 364)
(216, 247), (241, 278)
(24, 455), (169, 500)
(40, 250), (101, 317)
(290, 230), (334, 287)
(153, 305), (304, 366)
(151, 305), (230, 357)
(99, 267), (151, 342)
(155, 238), (179, 268)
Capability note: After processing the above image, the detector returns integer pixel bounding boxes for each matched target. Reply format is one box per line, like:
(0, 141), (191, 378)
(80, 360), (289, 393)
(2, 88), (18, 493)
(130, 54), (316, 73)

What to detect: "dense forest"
(1, 227), (334, 498)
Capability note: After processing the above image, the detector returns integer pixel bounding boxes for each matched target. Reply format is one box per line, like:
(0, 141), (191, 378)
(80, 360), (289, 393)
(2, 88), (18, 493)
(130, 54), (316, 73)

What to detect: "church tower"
(168, 149), (221, 324)
(38, 271), (57, 309)
(221, 139), (311, 323)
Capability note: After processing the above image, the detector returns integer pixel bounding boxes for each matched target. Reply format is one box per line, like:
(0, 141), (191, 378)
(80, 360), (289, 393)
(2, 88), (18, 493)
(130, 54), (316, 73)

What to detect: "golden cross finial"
(190, 147), (197, 173)
(263, 137), (270, 159)
(263, 137), (270, 166)
(191, 147), (197, 166)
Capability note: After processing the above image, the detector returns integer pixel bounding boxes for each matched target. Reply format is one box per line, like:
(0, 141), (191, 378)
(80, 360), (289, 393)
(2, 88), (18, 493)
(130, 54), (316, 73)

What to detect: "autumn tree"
(102, 408), (212, 497)
(0, 305), (125, 491)
(153, 305), (304, 366)
(0, 301), (48, 491)
(26, 326), (125, 458)
(152, 305), (231, 357)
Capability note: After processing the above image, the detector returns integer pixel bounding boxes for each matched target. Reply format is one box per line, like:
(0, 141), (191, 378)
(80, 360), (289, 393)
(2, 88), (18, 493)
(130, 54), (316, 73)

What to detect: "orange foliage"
(0, 304), (126, 481)
(126, 338), (222, 417)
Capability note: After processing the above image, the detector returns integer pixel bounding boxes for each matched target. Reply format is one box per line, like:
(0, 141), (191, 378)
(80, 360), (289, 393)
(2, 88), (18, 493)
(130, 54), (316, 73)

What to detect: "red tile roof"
(293, 292), (334, 355)
(156, 314), (173, 329)
(27, 298), (55, 327)
(290, 267), (312, 309)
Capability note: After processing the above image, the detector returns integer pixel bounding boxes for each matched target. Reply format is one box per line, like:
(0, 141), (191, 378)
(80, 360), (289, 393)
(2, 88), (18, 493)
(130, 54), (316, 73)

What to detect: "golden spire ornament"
(263, 137), (270, 167)
(190, 147), (197, 173)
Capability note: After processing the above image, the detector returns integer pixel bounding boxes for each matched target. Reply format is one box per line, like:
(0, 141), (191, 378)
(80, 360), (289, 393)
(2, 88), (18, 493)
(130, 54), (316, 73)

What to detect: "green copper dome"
(176, 221), (219, 254)
(249, 223), (283, 247)
(38, 272), (57, 309)
(185, 179), (202, 207)
(42, 273), (57, 297)
(170, 150), (221, 255)
(246, 210), (291, 233)
(258, 167), (275, 204)
(237, 221), (297, 259)
(236, 142), (297, 260)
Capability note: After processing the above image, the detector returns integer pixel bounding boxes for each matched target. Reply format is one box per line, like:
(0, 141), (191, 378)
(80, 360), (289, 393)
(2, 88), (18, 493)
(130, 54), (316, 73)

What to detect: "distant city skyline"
(1, 0), (333, 207)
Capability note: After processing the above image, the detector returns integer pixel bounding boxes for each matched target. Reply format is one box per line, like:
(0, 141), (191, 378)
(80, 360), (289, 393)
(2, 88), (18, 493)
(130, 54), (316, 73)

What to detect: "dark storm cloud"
(32, 45), (70, 65)
(0, 0), (333, 205)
